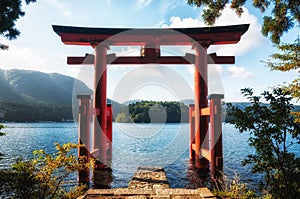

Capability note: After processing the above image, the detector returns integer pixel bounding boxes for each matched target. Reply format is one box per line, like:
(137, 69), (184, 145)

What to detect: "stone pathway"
(128, 166), (170, 190)
(78, 166), (216, 199)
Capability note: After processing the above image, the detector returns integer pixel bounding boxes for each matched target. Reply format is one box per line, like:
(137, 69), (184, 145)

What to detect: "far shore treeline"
(0, 101), (73, 122)
(1, 100), (300, 123)
(116, 101), (189, 123)
(1, 69), (299, 123)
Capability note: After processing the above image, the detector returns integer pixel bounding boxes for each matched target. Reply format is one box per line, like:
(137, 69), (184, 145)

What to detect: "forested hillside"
(115, 100), (299, 123)
(0, 101), (72, 122)
(0, 69), (91, 122)
(116, 101), (189, 123)
(0, 69), (91, 104)
(0, 69), (125, 122)
(0, 69), (298, 122)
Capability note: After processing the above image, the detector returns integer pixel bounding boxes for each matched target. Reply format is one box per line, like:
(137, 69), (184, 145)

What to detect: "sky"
(0, 0), (299, 104)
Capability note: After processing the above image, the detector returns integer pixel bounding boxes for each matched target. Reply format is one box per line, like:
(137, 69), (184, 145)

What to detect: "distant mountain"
(0, 69), (124, 122)
(122, 99), (143, 105)
(180, 99), (194, 106)
(1, 70), (297, 122)
(0, 69), (91, 105)
(123, 99), (195, 106)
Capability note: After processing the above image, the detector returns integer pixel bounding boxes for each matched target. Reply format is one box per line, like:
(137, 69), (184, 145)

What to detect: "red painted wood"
(67, 53), (235, 65)
(194, 45), (209, 169)
(209, 98), (216, 178)
(209, 94), (224, 178)
(209, 94), (224, 177)
(189, 105), (195, 160)
(77, 94), (91, 184)
(57, 31), (245, 46)
(93, 45), (108, 168)
(194, 61), (201, 167)
(106, 104), (113, 161)
(106, 105), (113, 142)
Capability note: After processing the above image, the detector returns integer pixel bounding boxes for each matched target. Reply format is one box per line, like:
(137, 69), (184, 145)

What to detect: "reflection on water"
(92, 158), (210, 189)
(165, 158), (210, 189)
(93, 168), (114, 189)
(0, 122), (270, 189)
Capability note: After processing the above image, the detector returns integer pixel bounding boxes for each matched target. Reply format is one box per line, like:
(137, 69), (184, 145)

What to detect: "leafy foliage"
(227, 88), (300, 198)
(120, 101), (189, 123)
(264, 39), (300, 101)
(187, 0), (300, 44)
(0, 124), (5, 136)
(0, 142), (92, 199)
(0, 124), (5, 157)
(213, 172), (257, 199)
(0, 101), (73, 122)
(115, 112), (132, 123)
(0, 0), (36, 49)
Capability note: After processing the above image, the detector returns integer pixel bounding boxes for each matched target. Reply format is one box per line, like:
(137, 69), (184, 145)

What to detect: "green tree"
(0, 124), (5, 137)
(0, 124), (5, 157)
(213, 173), (257, 199)
(115, 112), (132, 123)
(127, 101), (189, 123)
(264, 39), (300, 100)
(0, 0), (36, 50)
(0, 142), (93, 198)
(264, 39), (300, 122)
(187, 0), (300, 44)
(227, 88), (300, 198)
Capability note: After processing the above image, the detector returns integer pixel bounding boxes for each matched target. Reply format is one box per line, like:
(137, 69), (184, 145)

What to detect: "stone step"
(79, 188), (216, 198)
(128, 166), (170, 190)
(78, 166), (216, 199)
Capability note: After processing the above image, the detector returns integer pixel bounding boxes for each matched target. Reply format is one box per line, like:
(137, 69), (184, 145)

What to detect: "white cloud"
(210, 64), (223, 74)
(161, 16), (204, 28)
(187, 64), (223, 77)
(136, 0), (153, 9)
(44, 0), (72, 17)
(187, 65), (194, 76)
(186, 64), (224, 95)
(105, 0), (111, 6)
(209, 4), (265, 56)
(108, 46), (140, 70)
(161, 4), (265, 56)
(159, 0), (181, 16)
(156, 20), (166, 27)
(227, 66), (253, 78)
(0, 44), (47, 71)
(110, 46), (140, 57)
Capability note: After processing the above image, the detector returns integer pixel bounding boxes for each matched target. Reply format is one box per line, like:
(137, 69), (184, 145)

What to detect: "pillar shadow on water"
(187, 160), (210, 188)
(164, 157), (210, 189)
(92, 168), (113, 189)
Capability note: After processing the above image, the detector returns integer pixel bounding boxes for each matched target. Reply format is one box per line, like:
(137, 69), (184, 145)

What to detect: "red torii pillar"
(189, 104), (195, 160)
(92, 45), (108, 168)
(77, 94), (91, 184)
(194, 44), (209, 169)
(106, 104), (113, 162)
(209, 94), (224, 178)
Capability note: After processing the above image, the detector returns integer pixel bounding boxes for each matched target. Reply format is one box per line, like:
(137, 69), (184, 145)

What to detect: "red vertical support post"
(189, 104), (195, 160)
(194, 44), (209, 168)
(106, 104), (113, 164)
(93, 45), (108, 168)
(208, 94), (224, 178)
(77, 94), (91, 184)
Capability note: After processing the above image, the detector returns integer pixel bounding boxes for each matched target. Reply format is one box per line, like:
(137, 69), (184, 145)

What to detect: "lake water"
(0, 122), (269, 190)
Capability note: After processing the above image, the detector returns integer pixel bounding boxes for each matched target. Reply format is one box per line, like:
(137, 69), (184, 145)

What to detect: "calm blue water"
(0, 122), (288, 190)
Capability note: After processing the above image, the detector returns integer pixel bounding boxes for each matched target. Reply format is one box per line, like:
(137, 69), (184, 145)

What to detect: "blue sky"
(0, 0), (299, 103)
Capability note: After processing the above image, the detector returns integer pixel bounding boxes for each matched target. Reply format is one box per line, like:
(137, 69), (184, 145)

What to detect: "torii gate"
(53, 24), (249, 182)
